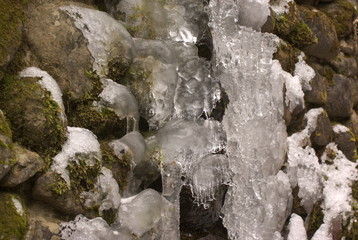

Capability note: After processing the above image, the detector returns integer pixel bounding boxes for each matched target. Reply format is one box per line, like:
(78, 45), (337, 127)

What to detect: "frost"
(270, 0), (293, 15)
(287, 214), (307, 240)
(11, 197), (24, 216)
(96, 79), (139, 131)
(51, 127), (101, 186)
(20, 67), (66, 122)
(294, 53), (315, 91)
(81, 167), (121, 214)
(60, 5), (135, 76)
(333, 124), (350, 134)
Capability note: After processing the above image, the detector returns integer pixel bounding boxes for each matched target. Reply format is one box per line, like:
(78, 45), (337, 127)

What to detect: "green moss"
(307, 201), (324, 238)
(0, 0), (28, 67)
(0, 193), (27, 240)
(51, 173), (70, 196)
(101, 141), (130, 190)
(0, 111), (11, 139)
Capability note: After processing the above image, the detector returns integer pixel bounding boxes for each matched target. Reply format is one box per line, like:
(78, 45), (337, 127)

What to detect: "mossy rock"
(0, 110), (14, 180)
(307, 200), (324, 238)
(0, 193), (27, 240)
(339, 180), (358, 239)
(0, 74), (66, 158)
(101, 141), (130, 191)
(318, 0), (358, 39)
(272, 3), (318, 49)
(0, 0), (27, 68)
(273, 40), (300, 74)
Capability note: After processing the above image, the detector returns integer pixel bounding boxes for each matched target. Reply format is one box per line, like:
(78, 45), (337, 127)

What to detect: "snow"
(270, 0), (293, 15)
(11, 197), (24, 216)
(97, 79), (139, 131)
(294, 53), (315, 91)
(60, 5), (135, 76)
(51, 127), (101, 185)
(20, 67), (66, 122)
(333, 124), (350, 134)
(287, 214), (307, 240)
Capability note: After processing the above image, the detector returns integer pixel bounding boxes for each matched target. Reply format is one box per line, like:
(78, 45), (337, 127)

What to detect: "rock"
(0, 193), (27, 240)
(273, 40), (300, 74)
(340, 38), (356, 56)
(318, 0), (357, 39)
(24, 202), (63, 240)
(329, 52), (358, 78)
(346, 110), (358, 139)
(325, 74), (353, 119)
(304, 70), (328, 106)
(295, 0), (319, 6)
(0, 0), (26, 69)
(1, 144), (45, 187)
(0, 75), (66, 156)
(310, 111), (333, 147)
(333, 125), (357, 161)
(0, 110), (14, 180)
(26, 1), (135, 100)
(299, 6), (340, 61)
(32, 170), (84, 216)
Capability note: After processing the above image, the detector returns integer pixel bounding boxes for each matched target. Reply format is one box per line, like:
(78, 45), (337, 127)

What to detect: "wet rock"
(26, 1), (135, 100)
(333, 125), (357, 161)
(299, 6), (340, 61)
(0, 0), (26, 69)
(1, 144), (45, 188)
(0, 75), (66, 156)
(273, 40), (300, 74)
(32, 170), (84, 216)
(304, 70), (328, 106)
(0, 193), (27, 240)
(325, 74), (353, 119)
(310, 111), (333, 147)
(0, 110), (14, 180)
(318, 0), (357, 39)
(330, 52), (358, 78)
(24, 202), (63, 240)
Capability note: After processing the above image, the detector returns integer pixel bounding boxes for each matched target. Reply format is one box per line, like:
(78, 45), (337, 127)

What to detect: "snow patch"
(333, 124), (350, 134)
(11, 197), (24, 216)
(287, 214), (307, 240)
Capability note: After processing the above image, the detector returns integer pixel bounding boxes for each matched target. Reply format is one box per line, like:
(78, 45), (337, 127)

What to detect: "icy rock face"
(117, 0), (206, 43)
(286, 108), (324, 214)
(312, 143), (358, 240)
(209, 0), (291, 239)
(20, 67), (66, 122)
(60, 5), (135, 77)
(96, 79), (139, 131)
(51, 127), (101, 186)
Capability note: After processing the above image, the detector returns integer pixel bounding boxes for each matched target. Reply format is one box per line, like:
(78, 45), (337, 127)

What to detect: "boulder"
(329, 52), (358, 79)
(325, 74), (353, 119)
(333, 125), (357, 161)
(0, 110), (14, 180)
(273, 40), (300, 74)
(0, 193), (27, 240)
(310, 111), (333, 147)
(299, 6), (340, 61)
(304, 70), (328, 106)
(1, 144), (45, 188)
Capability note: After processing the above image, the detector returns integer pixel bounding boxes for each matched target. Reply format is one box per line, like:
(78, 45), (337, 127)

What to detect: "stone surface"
(0, 110), (14, 180)
(310, 111), (333, 147)
(299, 6), (340, 61)
(334, 127), (357, 161)
(1, 144), (45, 187)
(273, 40), (300, 74)
(325, 74), (353, 119)
(330, 52), (358, 79)
(304, 70), (328, 106)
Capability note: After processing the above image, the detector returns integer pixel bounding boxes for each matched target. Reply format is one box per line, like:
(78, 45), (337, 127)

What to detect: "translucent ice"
(287, 214), (307, 240)
(60, 5), (135, 76)
(51, 127), (101, 186)
(20, 67), (66, 122)
(237, 0), (270, 30)
(97, 78), (139, 131)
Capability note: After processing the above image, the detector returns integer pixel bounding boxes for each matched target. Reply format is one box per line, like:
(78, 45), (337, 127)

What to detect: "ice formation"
(333, 124), (350, 134)
(209, 0), (292, 239)
(60, 5), (135, 76)
(97, 79), (139, 131)
(20, 67), (66, 122)
(270, 0), (293, 15)
(51, 127), (101, 186)
(287, 214), (307, 240)
(11, 197), (24, 216)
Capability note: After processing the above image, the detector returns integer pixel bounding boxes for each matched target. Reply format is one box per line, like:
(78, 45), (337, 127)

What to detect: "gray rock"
(304, 70), (328, 106)
(325, 74), (353, 119)
(310, 111), (333, 147)
(334, 127), (357, 161)
(299, 6), (340, 61)
(330, 52), (358, 79)
(340, 38), (356, 56)
(1, 144), (45, 187)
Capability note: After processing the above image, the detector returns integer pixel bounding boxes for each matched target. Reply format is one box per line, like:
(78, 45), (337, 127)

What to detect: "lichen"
(0, 193), (27, 240)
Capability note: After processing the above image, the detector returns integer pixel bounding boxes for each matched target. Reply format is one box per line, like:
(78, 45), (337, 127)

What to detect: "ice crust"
(51, 127), (101, 186)
(287, 214), (307, 240)
(209, 0), (291, 239)
(97, 79), (139, 131)
(60, 5), (135, 76)
(20, 67), (66, 122)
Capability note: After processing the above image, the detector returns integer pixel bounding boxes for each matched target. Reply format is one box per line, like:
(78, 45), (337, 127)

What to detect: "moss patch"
(307, 200), (324, 238)
(0, 193), (27, 240)
(0, 0), (28, 67)
(0, 74), (66, 159)
(0, 111), (12, 139)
